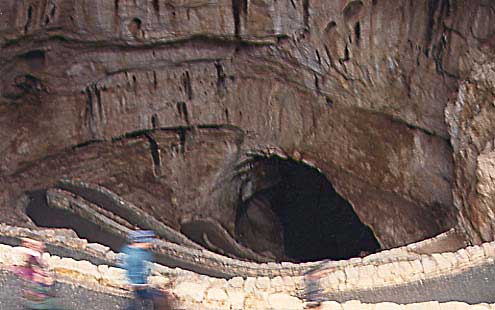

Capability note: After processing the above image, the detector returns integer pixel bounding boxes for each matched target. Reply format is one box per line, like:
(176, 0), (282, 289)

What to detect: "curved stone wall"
(0, 222), (473, 280)
(1, 240), (495, 309)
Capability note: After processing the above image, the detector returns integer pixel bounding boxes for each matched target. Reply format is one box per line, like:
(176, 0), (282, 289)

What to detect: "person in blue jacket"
(121, 230), (174, 310)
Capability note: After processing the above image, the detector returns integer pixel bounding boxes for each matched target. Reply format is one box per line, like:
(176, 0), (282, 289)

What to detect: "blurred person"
(16, 238), (61, 310)
(303, 263), (327, 308)
(121, 230), (176, 310)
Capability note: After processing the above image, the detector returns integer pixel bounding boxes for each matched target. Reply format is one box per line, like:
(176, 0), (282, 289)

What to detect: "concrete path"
(0, 270), (130, 310)
(2, 260), (495, 310)
(2, 261), (495, 309)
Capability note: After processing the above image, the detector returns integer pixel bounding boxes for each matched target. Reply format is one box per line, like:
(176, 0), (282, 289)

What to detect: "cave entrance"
(25, 190), (125, 251)
(235, 156), (380, 262)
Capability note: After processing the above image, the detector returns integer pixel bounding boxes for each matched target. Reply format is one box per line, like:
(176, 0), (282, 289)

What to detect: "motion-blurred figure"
(121, 230), (176, 310)
(303, 263), (326, 308)
(16, 238), (61, 310)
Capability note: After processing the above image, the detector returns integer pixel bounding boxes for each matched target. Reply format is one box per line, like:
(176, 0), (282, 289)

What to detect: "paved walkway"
(2, 261), (495, 309)
(0, 270), (130, 310)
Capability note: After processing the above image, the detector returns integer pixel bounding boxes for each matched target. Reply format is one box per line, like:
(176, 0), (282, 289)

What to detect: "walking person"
(16, 238), (61, 310)
(303, 263), (326, 308)
(120, 230), (175, 310)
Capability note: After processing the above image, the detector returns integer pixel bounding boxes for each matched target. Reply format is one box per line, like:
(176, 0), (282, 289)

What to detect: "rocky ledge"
(2, 0), (495, 308)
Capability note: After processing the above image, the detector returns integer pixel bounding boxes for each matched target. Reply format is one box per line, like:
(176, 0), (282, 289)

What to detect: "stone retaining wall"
(0, 222), (493, 293)
(0, 222), (472, 279)
(1, 241), (495, 309)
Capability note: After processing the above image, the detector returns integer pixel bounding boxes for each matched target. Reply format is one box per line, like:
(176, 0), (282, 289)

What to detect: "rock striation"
(2, 0), (495, 279)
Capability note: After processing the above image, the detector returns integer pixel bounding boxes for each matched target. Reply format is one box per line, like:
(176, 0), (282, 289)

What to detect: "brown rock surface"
(446, 60), (495, 244)
(1, 0), (495, 262)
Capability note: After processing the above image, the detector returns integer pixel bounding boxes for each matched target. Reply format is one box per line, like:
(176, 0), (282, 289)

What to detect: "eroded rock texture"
(1, 0), (494, 262)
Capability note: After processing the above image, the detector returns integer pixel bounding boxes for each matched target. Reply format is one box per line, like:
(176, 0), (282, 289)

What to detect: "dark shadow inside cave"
(25, 189), (125, 252)
(235, 157), (380, 262)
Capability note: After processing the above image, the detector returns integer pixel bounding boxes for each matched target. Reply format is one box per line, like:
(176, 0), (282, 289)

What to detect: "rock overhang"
(1, 0), (495, 276)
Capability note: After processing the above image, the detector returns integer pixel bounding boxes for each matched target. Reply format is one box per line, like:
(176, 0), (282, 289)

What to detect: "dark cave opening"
(25, 190), (125, 252)
(235, 157), (380, 262)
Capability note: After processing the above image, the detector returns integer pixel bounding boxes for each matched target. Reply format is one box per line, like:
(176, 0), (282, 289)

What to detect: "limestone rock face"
(1, 0), (495, 259)
(446, 60), (495, 244)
